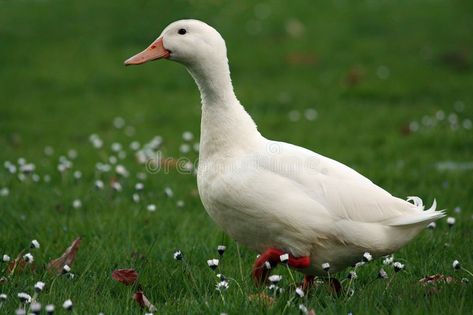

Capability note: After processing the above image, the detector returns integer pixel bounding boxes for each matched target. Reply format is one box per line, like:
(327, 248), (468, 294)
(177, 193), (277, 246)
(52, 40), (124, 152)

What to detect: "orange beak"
(124, 37), (170, 65)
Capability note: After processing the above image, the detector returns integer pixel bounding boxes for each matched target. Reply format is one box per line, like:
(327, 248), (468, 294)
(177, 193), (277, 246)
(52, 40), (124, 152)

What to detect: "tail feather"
(386, 198), (445, 227)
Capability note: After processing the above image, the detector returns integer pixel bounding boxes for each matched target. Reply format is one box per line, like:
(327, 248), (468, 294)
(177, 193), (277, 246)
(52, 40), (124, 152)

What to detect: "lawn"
(1, 0), (473, 314)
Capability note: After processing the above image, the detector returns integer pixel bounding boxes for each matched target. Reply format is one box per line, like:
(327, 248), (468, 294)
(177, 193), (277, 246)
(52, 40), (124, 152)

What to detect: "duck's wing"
(252, 140), (443, 226)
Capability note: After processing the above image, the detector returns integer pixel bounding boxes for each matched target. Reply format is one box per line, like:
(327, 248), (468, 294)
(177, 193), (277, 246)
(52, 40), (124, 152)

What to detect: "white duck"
(125, 19), (444, 286)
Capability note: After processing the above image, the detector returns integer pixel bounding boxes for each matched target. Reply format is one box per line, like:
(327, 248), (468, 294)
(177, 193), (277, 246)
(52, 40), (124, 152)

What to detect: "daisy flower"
(279, 253), (289, 263)
(362, 252), (373, 262)
(207, 259), (219, 270)
(45, 304), (55, 315)
(452, 260), (461, 270)
(393, 262), (405, 272)
(31, 240), (40, 249)
(295, 287), (304, 298)
(378, 268), (388, 279)
(23, 253), (34, 263)
(215, 280), (229, 291)
(217, 245), (226, 256)
(173, 250), (183, 261)
(17, 292), (31, 303)
(34, 281), (45, 292)
(447, 217), (456, 227)
(321, 262), (330, 272)
(268, 274), (282, 284)
(62, 299), (73, 311)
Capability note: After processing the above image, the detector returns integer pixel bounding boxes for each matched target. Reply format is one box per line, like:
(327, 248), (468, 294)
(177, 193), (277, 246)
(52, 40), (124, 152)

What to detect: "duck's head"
(124, 19), (227, 68)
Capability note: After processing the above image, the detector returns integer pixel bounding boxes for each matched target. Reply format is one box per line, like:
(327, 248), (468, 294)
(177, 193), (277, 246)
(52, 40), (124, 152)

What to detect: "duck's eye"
(178, 28), (187, 35)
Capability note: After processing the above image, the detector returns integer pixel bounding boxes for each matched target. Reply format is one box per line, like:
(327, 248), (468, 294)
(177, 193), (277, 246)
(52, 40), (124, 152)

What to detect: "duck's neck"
(186, 60), (261, 160)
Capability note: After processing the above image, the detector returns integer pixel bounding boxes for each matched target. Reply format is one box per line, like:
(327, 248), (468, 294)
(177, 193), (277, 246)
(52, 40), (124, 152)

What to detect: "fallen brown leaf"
(7, 251), (35, 275)
(419, 274), (456, 285)
(47, 237), (81, 274)
(112, 269), (138, 285)
(133, 291), (157, 312)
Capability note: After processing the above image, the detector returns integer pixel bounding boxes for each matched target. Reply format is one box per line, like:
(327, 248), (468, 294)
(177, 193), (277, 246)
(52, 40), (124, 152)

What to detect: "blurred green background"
(1, 0), (472, 314)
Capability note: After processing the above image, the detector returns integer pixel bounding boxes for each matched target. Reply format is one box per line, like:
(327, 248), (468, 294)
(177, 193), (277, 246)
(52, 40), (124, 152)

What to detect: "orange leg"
(252, 248), (311, 286)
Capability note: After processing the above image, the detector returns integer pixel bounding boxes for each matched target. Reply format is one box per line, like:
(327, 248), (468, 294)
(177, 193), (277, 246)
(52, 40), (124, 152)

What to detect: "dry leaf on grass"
(47, 237), (81, 274)
(7, 251), (35, 275)
(133, 291), (157, 312)
(419, 274), (456, 285)
(112, 269), (138, 285)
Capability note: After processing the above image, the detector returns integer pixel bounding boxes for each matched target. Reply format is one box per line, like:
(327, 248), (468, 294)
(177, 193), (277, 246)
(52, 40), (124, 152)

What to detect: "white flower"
(31, 302), (42, 312)
(72, 199), (82, 209)
(383, 255), (394, 265)
(0, 187), (9, 197)
(217, 245), (226, 256)
(264, 261), (271, 269)
(73, 170), (82, 180)
(44, 146), (54, 156)
(20, 163), (35, 174)
(113, 117), (125, 129)
(62, 299), (73, 310)
(299, 304), (308, 314)
(215, 280), (229, 291)
(34, 281), (45, 292)
(63, 264), (71, 273)
(17, 292), (31, 303)
(207, 258), (219, 270)
(378, 268), (388, 279)
(279, 253), (289, 263)
(447, 217), (456, 227)
(393, 262), (405, 272)
(111, 181), (122, 192)
(132, 193), (140, 203)
(295, 287), (304, 298)
(95, 180), (104, 190)
(15, 308), (26, 315)
(3, 254), (11, 262)
(347, 270), (357, 279)
(0, 293), (7, 301)
(115, 165), (129, 177)
(173, 250), (183, 261)
(23, 253), (34, 263)
(164, 187), (173, 198)
(321, 262), (330, 272)
(135, 182), (144, 191)
(67, 149), (78, 159)
(179, 143), (191, 154)
(130, 141), (140, 151)
(176, 200), (185, 208)
(454, 206), (461, 213)
(427, 222), (436, 229)
(111, 142), (122, 152)
(363, 252), (373, 262)
(46, 304), (55, 314)
(268, 274), (282, 284)
(30, 239), (40, 249)
(147, 204), (156, 212)
(182, 131), (194, 141)
(452, 260), (461, 270)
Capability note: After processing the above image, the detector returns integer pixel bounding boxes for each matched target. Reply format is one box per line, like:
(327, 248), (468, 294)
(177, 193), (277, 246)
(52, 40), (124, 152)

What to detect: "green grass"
(1, 0), (473, 313)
